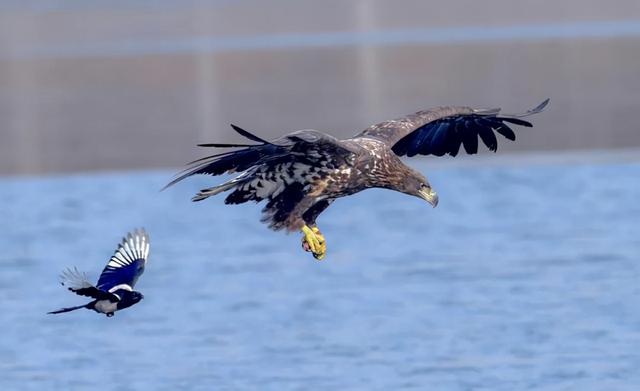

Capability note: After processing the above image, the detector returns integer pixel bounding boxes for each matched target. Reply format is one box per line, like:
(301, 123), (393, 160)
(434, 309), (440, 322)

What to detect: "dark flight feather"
(230, 124), (271, 144)
(476, 119), (498, 152)
(356, 99), (549, 157)
(494, 123), (516, 141)
(500, 117), (533, 127)
(461, 120), (478, 154)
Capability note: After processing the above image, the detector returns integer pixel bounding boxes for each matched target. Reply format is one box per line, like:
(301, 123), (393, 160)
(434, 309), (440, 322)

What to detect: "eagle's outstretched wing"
(96, 229), (150, 292)
(59, 267), (118, 301)
(165, 126), (356, 231)
(164, 125), (356, 190)
(354, 99), (549, 157)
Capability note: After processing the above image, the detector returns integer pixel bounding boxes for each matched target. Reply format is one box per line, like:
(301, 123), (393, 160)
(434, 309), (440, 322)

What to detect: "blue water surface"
(0, 159), (639, 391)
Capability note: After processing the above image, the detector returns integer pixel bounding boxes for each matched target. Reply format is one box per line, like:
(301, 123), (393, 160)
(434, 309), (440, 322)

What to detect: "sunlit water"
(1, 158), (639, 390)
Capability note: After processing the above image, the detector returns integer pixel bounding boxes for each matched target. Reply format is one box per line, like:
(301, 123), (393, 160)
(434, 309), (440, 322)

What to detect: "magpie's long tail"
(47, 303), (89, 314)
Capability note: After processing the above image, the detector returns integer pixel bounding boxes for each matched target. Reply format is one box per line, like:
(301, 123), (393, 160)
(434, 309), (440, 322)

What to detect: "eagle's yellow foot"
(301, 225), (326, 260)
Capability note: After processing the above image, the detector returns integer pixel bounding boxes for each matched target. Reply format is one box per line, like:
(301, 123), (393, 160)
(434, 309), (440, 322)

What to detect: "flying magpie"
(48, 228), (150, 317)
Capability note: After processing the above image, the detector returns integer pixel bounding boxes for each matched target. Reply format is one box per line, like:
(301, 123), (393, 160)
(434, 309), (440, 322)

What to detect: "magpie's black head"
(116, 290), (144, 311)
(130, 291), (144, 303)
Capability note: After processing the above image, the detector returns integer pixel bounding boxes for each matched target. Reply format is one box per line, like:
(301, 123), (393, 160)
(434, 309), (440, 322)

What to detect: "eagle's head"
(398, 170), (439, 207)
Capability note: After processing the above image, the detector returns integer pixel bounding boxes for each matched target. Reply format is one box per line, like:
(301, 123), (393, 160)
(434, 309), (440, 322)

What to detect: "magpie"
(48, 228), (150, 317)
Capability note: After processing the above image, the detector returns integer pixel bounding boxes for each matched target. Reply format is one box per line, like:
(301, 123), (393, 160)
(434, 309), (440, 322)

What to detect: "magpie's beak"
(418, 187), (439, 207)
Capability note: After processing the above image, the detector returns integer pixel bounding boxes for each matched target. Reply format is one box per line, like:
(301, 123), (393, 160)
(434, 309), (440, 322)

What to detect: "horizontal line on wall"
(5, 20), (640, 60)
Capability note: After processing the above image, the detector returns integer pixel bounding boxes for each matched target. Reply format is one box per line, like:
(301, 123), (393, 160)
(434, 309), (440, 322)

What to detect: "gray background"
(1, 0), (639, 175)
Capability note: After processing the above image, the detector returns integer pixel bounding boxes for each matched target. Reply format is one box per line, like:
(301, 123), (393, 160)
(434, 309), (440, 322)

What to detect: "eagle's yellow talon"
(301, 225), (326, 260)
(312, 227), (326, 260)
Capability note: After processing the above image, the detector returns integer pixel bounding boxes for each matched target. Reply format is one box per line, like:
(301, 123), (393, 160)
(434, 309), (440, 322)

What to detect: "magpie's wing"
(59, 267), (118, 301)
(353, 99), (549, 157)
(96, 228), (150, 292)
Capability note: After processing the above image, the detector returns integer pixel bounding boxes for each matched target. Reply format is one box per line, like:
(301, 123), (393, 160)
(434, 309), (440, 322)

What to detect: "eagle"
(165, 99), (549, 260)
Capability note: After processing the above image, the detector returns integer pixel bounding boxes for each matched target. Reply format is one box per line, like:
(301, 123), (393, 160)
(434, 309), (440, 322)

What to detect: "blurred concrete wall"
(1, 0), (639, 175)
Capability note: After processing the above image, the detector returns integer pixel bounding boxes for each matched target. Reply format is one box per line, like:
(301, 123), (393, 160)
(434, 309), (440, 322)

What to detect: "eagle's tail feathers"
(191, 172), (252, 202)
(192, 184), (234, 202)
(163, 126), (284, 191)
(163, 147), (270, 191)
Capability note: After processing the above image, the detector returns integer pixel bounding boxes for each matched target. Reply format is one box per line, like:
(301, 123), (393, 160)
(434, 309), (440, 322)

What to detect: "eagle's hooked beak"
(418, 187), (439, 207)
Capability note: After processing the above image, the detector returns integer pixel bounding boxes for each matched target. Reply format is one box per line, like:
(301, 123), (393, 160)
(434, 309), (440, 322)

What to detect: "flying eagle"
(165, 99), (549, 260)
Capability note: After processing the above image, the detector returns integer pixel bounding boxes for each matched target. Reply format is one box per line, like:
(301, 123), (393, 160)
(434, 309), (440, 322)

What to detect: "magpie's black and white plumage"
(48, 229), (150, 317)
(165, 99), (549, 260)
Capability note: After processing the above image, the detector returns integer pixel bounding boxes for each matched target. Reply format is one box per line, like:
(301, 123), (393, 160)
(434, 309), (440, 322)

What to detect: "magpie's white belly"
(94, 300), (118, 314)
